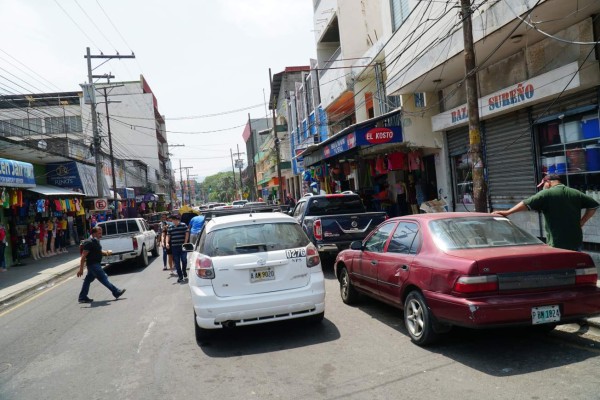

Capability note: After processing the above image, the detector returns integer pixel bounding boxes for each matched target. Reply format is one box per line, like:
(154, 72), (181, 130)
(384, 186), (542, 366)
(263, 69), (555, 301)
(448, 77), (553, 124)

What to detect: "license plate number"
(104, 255), (119, 263)
(250, 267), (275, 283)
(531, 305), (561, 325)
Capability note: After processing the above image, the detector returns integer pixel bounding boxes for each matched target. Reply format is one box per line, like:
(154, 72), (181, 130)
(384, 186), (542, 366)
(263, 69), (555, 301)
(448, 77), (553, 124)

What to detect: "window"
(364, 222), (396, 253)
(0, 118), (41, 137)
(414, 93), (426, 108)
(453, 153), (473, 206)
(388, 222), (419, 254)
(390, 0), (410, 31)
(44, 116), (82, 134)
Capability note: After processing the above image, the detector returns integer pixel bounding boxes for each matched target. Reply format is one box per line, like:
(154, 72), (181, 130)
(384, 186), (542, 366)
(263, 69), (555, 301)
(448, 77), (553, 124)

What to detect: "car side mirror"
(182, 243), (194, 252)
(350, 241), (363, 251)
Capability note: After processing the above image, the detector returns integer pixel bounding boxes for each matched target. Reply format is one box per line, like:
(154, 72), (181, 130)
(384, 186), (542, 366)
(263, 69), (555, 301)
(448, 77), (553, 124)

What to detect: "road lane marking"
(137, 319), (156, 354)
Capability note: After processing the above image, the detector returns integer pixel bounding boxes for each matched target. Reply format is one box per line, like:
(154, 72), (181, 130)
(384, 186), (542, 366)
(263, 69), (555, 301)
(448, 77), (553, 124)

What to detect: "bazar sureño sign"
(432, 62), (581, 131)
(0, 158), (35, 188)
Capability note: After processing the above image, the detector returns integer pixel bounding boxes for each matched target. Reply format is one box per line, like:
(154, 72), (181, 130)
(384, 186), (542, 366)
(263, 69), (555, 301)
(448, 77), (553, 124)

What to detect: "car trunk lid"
(211, 248), (311, 297)
(446, 245), (593, 291)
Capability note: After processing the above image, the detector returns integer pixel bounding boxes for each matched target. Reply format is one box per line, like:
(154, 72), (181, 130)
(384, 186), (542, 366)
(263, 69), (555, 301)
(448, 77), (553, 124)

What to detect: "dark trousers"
(171, 245), (187, 280)
(78, 262), (120, 300)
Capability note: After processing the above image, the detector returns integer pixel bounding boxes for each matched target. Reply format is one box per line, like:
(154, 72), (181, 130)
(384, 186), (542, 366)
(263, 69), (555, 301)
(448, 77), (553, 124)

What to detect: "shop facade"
(301, 109), (443, 216)
(432, 18), (600, 246)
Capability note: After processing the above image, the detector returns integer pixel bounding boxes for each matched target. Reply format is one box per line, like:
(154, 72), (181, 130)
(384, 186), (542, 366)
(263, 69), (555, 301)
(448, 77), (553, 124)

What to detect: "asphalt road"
(1, 255), (600, 400)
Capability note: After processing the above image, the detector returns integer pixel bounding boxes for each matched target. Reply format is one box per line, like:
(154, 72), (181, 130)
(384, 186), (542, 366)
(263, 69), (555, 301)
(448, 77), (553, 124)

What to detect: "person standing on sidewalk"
(166, 214), (188, 283)
(77, 226), (126, 303)
(492, 174), (599, 251)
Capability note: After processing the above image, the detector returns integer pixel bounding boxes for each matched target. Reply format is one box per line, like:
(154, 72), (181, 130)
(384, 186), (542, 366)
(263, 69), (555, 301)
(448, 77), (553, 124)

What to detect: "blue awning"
(0, 158), (35, 188)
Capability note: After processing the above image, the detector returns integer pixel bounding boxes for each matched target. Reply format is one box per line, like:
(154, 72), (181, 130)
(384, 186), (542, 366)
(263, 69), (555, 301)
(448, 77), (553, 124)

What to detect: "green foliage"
(201, 171), (238, 203)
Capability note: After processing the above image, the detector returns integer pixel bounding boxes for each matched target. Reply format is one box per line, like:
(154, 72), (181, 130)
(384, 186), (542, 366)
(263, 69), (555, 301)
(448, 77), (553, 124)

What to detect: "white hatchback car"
(184, 211), (326, 340)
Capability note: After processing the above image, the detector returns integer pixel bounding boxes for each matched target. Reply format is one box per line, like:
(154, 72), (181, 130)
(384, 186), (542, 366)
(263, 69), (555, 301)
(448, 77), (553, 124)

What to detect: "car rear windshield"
(429, 217), (542, 250)
(307, 196), (365, 216)
(203, 222), (310, 256)
(98, 220), (140, 236)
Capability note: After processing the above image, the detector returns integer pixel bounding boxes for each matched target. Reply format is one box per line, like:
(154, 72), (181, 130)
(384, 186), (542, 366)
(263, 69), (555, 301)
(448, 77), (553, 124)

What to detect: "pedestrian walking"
(285, 193), (296, 208)
(492, 173), (599, 251)
(77, 226), (126, 303)
(166, 214), (188, 283)
(159, 214), (173, 271)
(185, 213), (205, 245)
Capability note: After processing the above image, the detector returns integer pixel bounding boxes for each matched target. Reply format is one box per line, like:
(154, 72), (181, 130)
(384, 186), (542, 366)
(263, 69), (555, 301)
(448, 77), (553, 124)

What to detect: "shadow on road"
(345, 294), (600, 377)
(198, 317), (341, 357)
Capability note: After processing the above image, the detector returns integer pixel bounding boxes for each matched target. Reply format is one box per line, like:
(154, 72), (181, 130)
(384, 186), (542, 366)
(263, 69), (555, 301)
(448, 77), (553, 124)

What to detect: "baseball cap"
(537, 173), (561, 188)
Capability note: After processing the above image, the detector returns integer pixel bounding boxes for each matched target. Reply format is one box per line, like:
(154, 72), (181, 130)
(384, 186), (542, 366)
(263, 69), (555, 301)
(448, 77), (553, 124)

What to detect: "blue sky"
(0, 0), (316, 180)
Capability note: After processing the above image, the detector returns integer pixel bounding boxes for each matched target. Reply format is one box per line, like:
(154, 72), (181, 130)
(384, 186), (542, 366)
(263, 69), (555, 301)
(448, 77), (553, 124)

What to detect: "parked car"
(232, 200), (248, 207)
(334, 212), (600, 346)
(144, 211), (169, 233)
(95, 218), (159, 267)
(183, 211), (326, 341)
(290, 192), (387, 257)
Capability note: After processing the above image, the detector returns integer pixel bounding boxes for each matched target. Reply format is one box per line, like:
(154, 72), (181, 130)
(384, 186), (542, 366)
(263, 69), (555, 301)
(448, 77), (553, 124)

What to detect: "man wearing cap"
(166, 214), (188, 283)
(492, 174), (599, 251)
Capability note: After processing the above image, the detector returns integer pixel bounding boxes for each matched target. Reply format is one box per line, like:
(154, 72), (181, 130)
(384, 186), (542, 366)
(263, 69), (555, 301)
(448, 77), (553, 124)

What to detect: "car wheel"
(137, 246), (148, 267)
(339, 267), (359, 305)
(404, 291), (438, 346)
(194, 311), (211, 342)
(151, 239), (159, 257)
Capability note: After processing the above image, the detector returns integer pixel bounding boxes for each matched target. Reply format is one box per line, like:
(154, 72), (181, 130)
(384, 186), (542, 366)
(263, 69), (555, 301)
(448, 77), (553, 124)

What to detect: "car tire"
(339, 267), (359, 305)
(404, 291), (438, 346)
(151, 239), (159, 257)
(137, 246), (148, 267)
(194, 311), (211, 342)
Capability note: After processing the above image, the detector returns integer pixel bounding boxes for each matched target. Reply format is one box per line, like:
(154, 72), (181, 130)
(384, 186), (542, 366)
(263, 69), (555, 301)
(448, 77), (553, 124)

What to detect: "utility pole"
(460, 0), (487, 212)
(178, 162), (193, 207)
(269, 68), (284, 204)
(99, 83), (123, 219)
(248, 113), (258, 200)
(168, 144), (185, 209)
(84, 47), (135, 198)
(230, 148), (238, 199)
(233, 144), (245, 199)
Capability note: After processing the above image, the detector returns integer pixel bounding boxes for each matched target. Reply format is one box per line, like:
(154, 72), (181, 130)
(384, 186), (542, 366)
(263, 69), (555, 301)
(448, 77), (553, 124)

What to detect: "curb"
(0, 263), (80, 310)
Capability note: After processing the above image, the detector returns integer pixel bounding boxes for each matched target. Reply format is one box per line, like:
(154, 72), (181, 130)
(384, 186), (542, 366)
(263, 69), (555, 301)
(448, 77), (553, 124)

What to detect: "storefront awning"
(301, 108), (403, 167)
(27, 184), (84, 196)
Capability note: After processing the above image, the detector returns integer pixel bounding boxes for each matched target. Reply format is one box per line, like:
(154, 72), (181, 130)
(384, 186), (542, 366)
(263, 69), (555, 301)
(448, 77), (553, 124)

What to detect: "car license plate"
(104, 255), (119, 263)
(531, 305), (561, 325)
(250, 267), (275, 283)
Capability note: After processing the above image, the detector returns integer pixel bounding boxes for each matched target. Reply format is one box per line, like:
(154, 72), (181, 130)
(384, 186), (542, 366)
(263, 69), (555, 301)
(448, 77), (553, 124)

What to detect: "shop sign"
(47, 162), (81, 189)
(93, 198), (108, 210)
(355, 126), (403, 145)
(0, 158), (35, 188)
(324, 133), (357, 158)
(432, 62), (581, 131)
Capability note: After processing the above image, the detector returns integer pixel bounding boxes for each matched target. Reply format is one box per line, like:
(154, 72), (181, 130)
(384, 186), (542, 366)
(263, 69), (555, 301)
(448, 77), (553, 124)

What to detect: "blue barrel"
(586, 145), (600, 171)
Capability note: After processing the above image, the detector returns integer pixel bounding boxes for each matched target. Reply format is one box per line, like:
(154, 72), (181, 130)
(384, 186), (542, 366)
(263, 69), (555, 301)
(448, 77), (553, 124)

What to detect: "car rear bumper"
(424, 287), (600, 328)
(190, 272), (326, 329)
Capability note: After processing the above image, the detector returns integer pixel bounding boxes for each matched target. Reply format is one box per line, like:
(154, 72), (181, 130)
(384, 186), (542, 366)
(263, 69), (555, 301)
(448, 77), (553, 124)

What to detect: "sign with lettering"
(0, 158), (35, 188)
(93, 198), (108, 211)
(324, 133), (357, 158)
(355, 126), (403, 145)
(432, 62), (581, 131)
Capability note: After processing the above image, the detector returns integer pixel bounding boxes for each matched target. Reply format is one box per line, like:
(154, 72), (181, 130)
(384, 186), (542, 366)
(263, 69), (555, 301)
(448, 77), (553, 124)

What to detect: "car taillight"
(313, 219), (323, 241)
(453, 275), (498, 294)
(575, 267), (598, 285)
(195, 255), (215, 279)
(133, 237), (138, 251)
(306, 244), (320, 268)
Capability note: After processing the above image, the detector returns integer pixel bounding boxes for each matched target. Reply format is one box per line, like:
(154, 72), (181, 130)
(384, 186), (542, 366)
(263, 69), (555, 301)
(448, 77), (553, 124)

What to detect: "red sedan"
(334, 212), (600, 346)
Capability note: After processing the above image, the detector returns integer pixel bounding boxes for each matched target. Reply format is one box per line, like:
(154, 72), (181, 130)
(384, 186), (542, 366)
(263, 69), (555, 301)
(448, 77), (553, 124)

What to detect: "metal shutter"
(447, 127), (469, 156)
(531, 88), (598, 122)
(484, 109), (536, 210)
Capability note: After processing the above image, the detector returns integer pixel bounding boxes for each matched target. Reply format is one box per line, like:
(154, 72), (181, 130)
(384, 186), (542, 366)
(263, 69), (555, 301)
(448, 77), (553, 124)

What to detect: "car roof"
(389, 212), (500, 222)
(205, 211), (296, 231)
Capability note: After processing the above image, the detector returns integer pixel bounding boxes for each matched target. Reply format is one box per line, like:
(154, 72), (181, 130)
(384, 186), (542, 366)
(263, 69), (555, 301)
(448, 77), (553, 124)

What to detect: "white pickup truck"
(95, 218), (159, 267)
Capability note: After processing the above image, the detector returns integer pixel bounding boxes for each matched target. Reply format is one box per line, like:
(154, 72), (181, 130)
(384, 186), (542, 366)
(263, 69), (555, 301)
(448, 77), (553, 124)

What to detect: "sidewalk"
(0, 247), (81, 308)
(1, 249), (600, 330)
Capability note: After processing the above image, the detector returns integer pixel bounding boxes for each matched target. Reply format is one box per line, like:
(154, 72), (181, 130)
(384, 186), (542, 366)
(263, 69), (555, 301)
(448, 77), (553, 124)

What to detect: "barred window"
(0, 118), (42, 137)
(44, 116), (82, 134)
(390, 0), (410, 32)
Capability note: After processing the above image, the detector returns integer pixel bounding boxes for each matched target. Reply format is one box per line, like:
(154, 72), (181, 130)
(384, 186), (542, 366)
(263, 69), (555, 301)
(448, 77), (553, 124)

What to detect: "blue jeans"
(171, 245), (187, 280)
(79, 262), (120, 300)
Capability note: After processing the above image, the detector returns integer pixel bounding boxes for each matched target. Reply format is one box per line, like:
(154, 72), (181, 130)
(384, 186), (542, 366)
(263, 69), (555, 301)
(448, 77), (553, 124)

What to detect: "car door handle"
(371, 260), (378, 265)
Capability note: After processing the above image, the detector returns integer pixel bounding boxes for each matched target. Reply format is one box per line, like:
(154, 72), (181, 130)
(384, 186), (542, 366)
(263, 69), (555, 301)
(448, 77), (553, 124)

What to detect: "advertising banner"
(0, 158), (35, 188)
